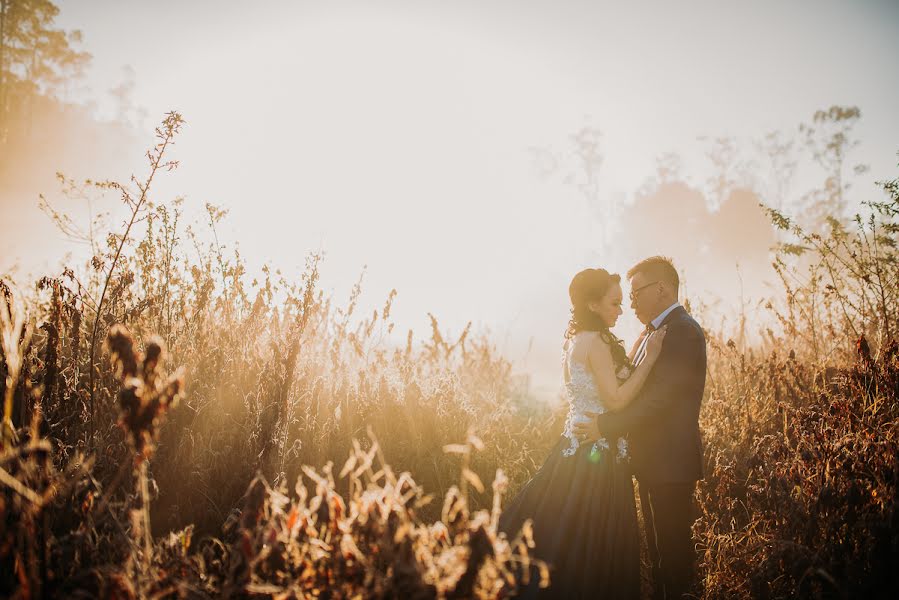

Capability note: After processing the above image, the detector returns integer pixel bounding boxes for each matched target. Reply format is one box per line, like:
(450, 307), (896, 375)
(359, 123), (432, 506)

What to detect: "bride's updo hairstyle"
(566, 268), (631, 370)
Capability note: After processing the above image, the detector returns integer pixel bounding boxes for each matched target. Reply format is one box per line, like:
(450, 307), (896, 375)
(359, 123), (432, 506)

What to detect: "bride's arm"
(586, 333), (663, 412)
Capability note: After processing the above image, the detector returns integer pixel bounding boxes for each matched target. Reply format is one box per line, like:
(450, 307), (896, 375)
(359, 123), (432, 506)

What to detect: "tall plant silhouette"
(86, 111), (184, 445)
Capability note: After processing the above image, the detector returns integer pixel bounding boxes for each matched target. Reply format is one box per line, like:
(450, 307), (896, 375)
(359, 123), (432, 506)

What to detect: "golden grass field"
(1, 114), (897, 599)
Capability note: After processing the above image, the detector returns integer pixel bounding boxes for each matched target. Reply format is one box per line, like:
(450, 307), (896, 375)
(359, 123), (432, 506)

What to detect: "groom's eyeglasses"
(629, 281), (660, 302)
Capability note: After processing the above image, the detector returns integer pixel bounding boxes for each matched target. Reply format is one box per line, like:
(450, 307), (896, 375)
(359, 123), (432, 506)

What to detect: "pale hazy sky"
(6, 0), (899, 395)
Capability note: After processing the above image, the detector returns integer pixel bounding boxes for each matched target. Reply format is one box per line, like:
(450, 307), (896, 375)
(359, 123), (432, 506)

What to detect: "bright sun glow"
(3, 0), (898, 396)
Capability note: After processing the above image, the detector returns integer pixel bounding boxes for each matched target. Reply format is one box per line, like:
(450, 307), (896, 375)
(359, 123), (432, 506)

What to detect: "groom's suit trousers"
(642, 480), (697, 600)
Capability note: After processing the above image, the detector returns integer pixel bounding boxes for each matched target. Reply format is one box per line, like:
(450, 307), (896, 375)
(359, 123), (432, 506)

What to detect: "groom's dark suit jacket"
(597, 305), (706, 483)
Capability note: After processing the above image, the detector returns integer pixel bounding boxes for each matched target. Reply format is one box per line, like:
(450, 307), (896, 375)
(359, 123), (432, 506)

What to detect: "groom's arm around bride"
(593, 310), (705, 482)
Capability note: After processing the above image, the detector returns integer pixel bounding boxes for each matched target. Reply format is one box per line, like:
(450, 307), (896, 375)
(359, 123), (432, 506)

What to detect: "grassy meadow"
(1, 114), (898, 599)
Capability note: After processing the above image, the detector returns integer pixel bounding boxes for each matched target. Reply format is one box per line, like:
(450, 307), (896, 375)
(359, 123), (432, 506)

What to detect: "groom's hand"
(572, 411), (601, 443)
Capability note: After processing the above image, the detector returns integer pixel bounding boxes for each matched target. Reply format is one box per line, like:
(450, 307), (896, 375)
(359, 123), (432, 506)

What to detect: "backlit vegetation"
(1, 112), (897, 598)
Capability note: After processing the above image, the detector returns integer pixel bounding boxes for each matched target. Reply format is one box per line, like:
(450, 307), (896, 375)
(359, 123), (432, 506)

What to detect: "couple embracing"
(501, 256), (707, 599)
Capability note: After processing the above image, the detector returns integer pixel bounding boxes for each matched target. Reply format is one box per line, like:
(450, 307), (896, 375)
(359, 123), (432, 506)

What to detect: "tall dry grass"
(1, 113), (556, 598)
(693, 174), (899, 598)
(0, 114), (896, 598)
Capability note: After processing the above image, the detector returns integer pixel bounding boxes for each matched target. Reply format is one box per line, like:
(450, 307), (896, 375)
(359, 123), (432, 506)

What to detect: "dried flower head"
(106, 324), (183, 462)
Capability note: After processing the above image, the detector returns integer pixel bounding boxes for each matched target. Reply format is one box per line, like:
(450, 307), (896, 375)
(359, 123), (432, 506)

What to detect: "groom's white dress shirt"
(634, 302), (681, 366)
(651, 302), (681, 330)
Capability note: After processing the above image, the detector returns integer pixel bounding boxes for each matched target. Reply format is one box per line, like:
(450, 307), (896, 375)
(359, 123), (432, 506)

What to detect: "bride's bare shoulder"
(569, 330), (599, 346)
(585, 331), (615, 358)
(567, 331), (594, 359)
(570, 331), (611, 354)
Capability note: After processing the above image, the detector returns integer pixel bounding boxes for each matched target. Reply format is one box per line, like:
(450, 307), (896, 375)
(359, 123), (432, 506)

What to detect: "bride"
(500, 267), (666, 599)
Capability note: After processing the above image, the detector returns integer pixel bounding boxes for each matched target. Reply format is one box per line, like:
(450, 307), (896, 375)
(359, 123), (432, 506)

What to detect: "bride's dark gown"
(499, 342), (640, 599)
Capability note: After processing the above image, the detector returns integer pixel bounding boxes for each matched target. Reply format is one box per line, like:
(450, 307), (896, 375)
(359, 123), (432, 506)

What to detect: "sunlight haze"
(3, 0), (898, 397)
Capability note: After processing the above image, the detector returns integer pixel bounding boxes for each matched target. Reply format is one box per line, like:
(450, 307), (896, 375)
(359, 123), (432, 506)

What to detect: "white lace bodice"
(561, 335), (628, 460)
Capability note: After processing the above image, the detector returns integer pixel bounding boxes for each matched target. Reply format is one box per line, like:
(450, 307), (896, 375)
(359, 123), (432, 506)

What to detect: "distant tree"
(698, 135), (757, 210)
(755, 129), (798, 212)
(798, 105), (868, 231)
(527, 122), (618, 257)
(636, 151), (686, 197)
(0, 0), (89, 141)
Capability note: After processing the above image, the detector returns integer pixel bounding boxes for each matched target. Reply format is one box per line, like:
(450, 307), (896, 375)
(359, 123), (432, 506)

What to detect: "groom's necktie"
(634, 324), (656, 366)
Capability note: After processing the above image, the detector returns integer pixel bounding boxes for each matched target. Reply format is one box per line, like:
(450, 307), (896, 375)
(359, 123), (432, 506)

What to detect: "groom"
(574, 256), (707, 599)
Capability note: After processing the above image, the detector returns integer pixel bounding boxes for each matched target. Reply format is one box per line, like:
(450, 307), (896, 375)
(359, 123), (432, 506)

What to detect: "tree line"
(0, 0), (88, 143)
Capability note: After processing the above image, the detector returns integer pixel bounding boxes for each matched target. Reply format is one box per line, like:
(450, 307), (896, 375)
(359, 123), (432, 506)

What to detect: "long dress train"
(499, 337), (640, 599)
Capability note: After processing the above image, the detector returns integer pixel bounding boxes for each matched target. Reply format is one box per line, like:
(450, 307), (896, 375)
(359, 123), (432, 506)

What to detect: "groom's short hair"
(627, 256), (679, 290)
